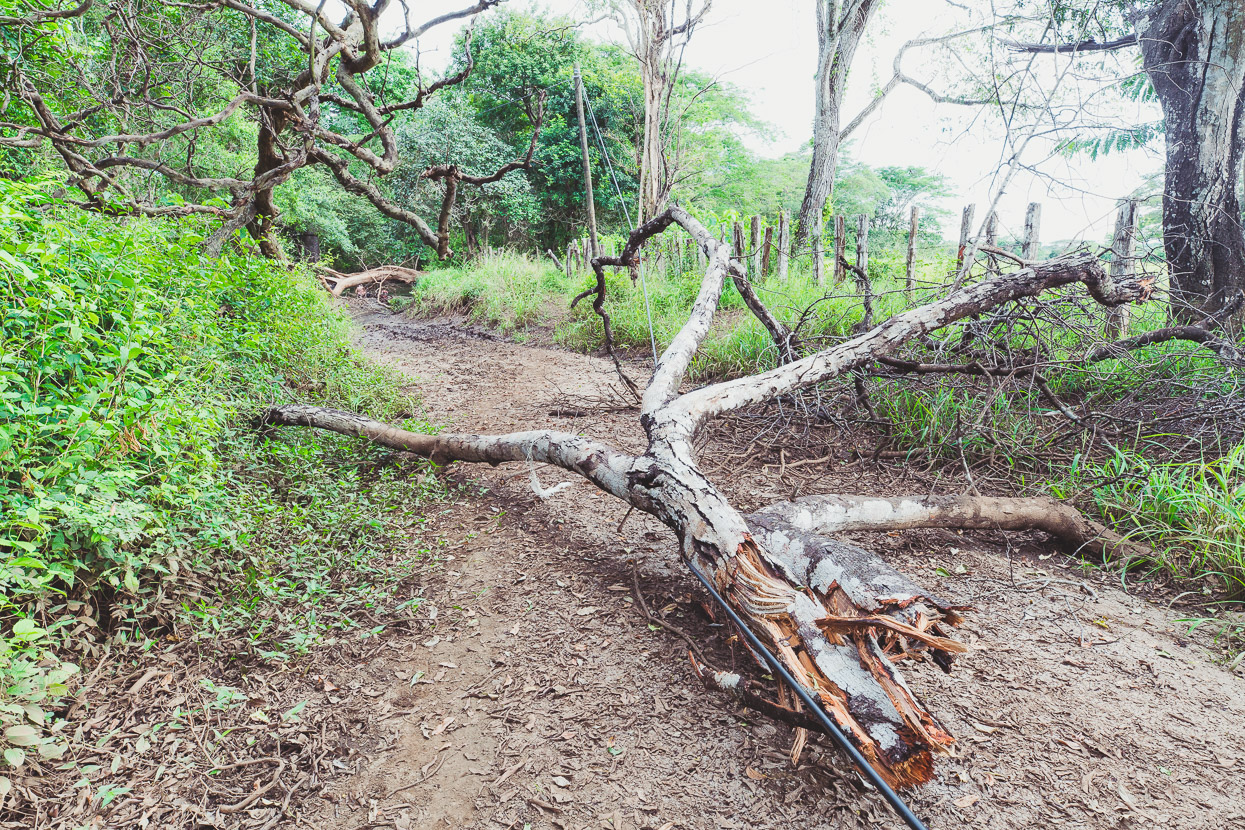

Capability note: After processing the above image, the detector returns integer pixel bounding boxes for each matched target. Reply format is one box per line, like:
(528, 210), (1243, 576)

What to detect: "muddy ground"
(13, 304), (1244, 830)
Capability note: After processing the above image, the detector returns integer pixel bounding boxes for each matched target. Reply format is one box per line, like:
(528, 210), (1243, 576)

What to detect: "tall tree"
(1011, 1), (1245, 324)
(609, 0), (712, 223)
(793, 0), (881, 251)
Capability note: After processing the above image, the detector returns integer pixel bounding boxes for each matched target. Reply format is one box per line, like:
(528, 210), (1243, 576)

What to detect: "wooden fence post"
(855, 214), (870, 285)
(813, 212), (826, 285)
(732, 221), (745, 273)
(833, 214), (847, 284)
(1104, 199), (1139, 339)
(983, 211), (999, 276)
(761, 226), (774, 279)
(776, 210), (790, 282)
(956, 204), (976, 274)
(1023, 202), (1042, 260)
(749, 215), (762, 278)
(566, 240), (575, 278)
(905, 205), (920, 302)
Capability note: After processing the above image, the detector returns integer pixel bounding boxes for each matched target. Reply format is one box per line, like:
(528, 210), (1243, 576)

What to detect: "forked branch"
(265, 237), (1158, 791)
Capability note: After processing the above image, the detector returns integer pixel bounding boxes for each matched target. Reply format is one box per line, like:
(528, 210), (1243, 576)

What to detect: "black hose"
(681, 554), (931, 830)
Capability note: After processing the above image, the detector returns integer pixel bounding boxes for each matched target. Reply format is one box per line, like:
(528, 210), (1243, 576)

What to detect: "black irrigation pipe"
(681, 554), (930, 830)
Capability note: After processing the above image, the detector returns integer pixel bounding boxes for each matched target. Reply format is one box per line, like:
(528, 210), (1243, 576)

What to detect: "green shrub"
(0, 178), (434, 772)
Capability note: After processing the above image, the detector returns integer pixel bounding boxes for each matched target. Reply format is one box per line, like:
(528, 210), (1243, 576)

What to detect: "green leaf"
(4, 725), (39, 746)
(2, 748), (25, 768)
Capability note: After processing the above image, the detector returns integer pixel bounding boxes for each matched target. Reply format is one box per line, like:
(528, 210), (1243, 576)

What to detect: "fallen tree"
(262, 206), (1153, 789)
(316, 266), (422, 298)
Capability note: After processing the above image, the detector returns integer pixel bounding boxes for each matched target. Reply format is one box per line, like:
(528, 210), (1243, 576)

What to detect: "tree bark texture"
(1140, 0), (1245, 323)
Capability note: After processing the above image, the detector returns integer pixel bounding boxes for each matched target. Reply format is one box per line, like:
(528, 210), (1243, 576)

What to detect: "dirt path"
(309, 309), (1245, 830)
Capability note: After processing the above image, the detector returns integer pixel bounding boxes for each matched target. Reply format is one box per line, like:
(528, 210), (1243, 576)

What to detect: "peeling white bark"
(266, 232), (1154, 790)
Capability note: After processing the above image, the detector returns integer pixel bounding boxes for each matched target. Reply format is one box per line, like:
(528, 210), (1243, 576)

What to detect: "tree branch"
(1006, 34), (1139, 54)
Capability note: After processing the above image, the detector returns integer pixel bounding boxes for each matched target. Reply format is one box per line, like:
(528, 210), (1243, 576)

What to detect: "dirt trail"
(310, 309), (1245, 830)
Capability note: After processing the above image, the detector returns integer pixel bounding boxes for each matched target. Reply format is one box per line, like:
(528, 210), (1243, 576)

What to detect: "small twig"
(219, 759), (286, 813)
(631, 562), (708, 664)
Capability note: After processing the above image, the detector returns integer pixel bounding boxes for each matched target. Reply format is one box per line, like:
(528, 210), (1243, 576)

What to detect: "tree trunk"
(794, 1), (880, 250)
(1140, 0), (1245, 324)
(300, 231), (321, 263)
(248, 110), (289, 260)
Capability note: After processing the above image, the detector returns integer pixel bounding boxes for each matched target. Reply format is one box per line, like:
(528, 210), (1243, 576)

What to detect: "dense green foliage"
(0, 179), (443, 769)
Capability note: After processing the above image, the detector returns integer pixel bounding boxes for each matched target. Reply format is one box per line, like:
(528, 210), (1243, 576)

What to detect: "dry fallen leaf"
(745, 766), (765, 780)
(971, 723), (998, 734)
(953, 793), (980, 809)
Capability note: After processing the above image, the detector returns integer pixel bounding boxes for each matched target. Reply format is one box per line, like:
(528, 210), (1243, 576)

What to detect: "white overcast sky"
(408, 0), (1164, 241)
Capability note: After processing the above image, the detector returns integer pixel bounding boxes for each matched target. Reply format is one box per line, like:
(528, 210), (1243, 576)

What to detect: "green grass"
(1054, 445), (1245, 595)
(409, 251), (575, 332)
(408, 239), (1245, 614)
(0, 179), (445, 773)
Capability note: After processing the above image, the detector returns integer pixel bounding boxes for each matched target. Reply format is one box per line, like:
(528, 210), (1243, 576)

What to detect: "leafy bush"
(0, 178), (433, 771)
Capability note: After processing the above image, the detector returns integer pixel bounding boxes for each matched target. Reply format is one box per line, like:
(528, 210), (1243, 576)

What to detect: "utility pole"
(573, 64), (600, 257)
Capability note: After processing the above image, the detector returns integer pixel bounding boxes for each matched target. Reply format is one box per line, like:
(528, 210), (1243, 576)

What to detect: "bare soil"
(15, 306), (1243, 830)
(308, 308), (1245, 830)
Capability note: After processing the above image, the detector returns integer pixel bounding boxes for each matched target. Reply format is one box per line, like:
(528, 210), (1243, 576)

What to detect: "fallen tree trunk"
(264, 214), (1154, 790)
(318, 266), (421, 297)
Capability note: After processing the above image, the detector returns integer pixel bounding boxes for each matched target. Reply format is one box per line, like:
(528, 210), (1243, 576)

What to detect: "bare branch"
(1006, 34), (1139, 54)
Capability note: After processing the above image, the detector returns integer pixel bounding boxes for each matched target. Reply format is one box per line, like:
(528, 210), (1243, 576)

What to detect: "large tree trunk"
(794, 0), (879, 251)
(248, 109), (289, 261)
(1141, 0), (1245, 324)
(264, 208), (1153, 792)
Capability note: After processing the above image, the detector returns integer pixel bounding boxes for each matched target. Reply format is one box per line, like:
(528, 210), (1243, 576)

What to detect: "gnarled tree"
(263, 206), (1154, 789)
(0, 0), (541, 260)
